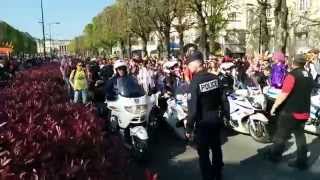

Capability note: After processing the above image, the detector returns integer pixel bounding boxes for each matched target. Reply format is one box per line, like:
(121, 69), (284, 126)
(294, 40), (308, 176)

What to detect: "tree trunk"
(142, 37), (148, 58)
(178, 31), (184, 56)
(127, 34), (132, 59)
(119, 40), (125, 59)
(157, 38), (163, 59)
(164, 29), (171, 59)
(259, 0), (270, 53)
(199, 18), (208, 60)
(274, 0), (289, 53)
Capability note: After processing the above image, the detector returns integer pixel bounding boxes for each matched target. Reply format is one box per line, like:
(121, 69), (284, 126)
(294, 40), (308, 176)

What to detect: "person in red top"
(183, 65), (193, 83)
(265, 54), (315, 170)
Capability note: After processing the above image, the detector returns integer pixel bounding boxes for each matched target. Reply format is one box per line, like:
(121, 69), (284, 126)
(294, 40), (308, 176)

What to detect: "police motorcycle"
(163, 84), (189, 140)
(161, 60), (189, 140)
(264, 86), (320, 135)
(227, 75), (271, 143)
(105, 61), (157, 160)
(305, 88), (320, 135)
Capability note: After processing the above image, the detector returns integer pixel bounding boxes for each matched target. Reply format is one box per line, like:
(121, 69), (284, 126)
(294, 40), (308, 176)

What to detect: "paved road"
(130, 124), (320, 180)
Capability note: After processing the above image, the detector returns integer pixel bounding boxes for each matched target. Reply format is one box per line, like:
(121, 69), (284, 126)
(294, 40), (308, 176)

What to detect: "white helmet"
(114, 59), (128, 70)
(163, 60), (178, 73)
(220, 62), (234, 74)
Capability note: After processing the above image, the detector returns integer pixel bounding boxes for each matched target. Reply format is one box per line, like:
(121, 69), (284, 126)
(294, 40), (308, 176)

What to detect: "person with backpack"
(69, 62), (89, 104)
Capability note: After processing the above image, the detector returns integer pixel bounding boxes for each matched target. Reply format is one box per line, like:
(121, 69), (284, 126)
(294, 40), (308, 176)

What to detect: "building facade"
(37, 39), (70, 56)
(113, 0), (320, 57)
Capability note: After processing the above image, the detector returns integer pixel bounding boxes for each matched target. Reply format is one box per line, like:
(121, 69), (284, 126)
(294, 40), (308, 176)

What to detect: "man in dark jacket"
(186, 51), (224, 180)
(266, 54), (315, 170)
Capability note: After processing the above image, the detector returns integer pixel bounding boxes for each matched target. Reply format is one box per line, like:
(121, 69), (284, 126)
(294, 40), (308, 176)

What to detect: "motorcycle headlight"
(248, 97), (262, 110)
(182, 106), (188, 113)
(125, 105), (148, 114)
(252, 102), (262, 110)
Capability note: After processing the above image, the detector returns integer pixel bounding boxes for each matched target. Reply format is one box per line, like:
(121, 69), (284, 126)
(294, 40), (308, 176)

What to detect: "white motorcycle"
(162, 81), (190, 140)
(163, 93), (189, 140)
(227, 78), (271, 143)
(264, 86), (320, 135)
(105, 76), (151, 159)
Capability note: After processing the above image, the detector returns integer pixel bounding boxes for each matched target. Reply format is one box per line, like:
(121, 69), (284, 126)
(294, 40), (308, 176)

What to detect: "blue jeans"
(74, 89), (88, 104)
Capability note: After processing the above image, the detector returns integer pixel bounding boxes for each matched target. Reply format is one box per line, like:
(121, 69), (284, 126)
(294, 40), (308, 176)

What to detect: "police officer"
(185, 51), (224, 180)
(266, 54), (315, 170)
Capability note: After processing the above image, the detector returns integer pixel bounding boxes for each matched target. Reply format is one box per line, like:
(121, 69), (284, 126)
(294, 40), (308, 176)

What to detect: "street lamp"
(48, 22), (60, 55)
(40, 0), (46, 57)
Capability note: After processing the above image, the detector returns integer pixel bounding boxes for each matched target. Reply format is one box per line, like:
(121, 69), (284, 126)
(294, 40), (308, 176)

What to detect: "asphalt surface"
(130, 124), (320, 180)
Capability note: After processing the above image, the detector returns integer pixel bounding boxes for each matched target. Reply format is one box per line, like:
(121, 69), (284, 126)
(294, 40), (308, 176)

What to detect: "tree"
(189, 0), (232, 59)
(70, 1), (131, 58)
(173, 0), (195, 55)
(257, 0), (271, 53)
(188, 0), (208, 58)
(126, 0), (154, 57)
(246, 1), (271, 54)
(99, 3), (130, 58)
(149, 0), (178, 58)
(274, 0), (289, 52)
(0, 21), (37, 55)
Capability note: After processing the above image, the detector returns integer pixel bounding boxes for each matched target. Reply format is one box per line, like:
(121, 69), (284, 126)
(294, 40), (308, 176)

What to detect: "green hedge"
(0, 21), (37, 54)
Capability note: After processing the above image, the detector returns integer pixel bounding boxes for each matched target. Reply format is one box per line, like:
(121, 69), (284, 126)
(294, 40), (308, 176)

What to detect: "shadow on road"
(304, 137), (320, 166)
(238, 137), (320, 180)
(129, 123), (234, 180)
(129, 123), (320, 180)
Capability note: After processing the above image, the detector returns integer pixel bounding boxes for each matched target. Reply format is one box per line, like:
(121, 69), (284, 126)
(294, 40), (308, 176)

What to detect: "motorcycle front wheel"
(131, 137), (149, 161)
(248, 120), (271, 143)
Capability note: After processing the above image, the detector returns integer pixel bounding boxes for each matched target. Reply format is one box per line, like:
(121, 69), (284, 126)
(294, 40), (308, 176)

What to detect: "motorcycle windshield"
(243, 76), (260, 90)
(175, 80), (190, 95)
(117, 76), (145, 98)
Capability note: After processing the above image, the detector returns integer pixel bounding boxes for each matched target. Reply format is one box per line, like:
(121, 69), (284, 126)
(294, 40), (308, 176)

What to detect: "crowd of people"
(0, 55), (53, 87)
(59, 48), (320, 180)
(2, 48), (320, 180)
(58, 49), (320, 108)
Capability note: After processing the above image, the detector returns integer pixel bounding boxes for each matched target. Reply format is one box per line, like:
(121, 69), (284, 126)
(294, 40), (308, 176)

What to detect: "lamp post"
(40, 0), (46, 57)
(48, 22), (60, 55)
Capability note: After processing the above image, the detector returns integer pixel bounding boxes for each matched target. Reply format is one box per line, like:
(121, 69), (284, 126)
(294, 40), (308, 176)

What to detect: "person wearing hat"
(69, 62), (89, 104)
(265, 54), (315, 170)
(105, 59), (129, 101)
(185, 51), (224, 180)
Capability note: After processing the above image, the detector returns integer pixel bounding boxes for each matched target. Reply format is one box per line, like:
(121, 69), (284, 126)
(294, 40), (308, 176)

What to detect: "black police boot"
(288, 159), (309, 170)
(213, 167), (223, 180)
(215, 171), (223, 180)
(261, 149), (282, 163)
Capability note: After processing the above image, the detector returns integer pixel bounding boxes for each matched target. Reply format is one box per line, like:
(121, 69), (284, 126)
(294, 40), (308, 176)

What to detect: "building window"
(266, 8), (271, 18)
(299, 0), (310, 11)
(228, 12), (237, 21)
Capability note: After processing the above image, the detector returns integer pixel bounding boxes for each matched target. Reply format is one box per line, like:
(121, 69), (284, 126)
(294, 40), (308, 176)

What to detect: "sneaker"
(288, 160), (309, 170)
